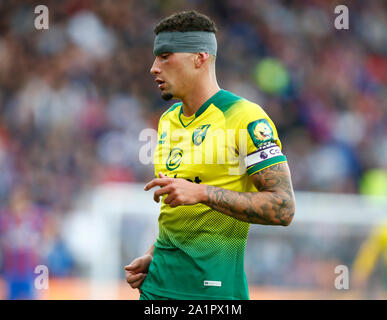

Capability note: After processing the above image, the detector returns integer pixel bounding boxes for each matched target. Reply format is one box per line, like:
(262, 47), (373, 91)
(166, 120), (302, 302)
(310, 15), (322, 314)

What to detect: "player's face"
(150, 52), (194, 101)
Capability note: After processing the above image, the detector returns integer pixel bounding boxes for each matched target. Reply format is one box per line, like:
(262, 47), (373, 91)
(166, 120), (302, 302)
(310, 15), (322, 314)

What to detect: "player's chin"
(162, 91), (173, 101)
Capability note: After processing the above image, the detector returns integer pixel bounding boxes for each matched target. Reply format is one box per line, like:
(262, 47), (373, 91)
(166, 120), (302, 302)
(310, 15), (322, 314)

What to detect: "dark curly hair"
(154, 10), (217, 35)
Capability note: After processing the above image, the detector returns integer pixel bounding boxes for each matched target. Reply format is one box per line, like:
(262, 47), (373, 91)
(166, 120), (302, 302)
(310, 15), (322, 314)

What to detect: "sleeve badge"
(247, 119), (274, 147)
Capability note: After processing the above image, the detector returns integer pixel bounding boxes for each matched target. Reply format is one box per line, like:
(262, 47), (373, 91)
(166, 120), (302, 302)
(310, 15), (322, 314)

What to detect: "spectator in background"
(0, 186), (46, 299)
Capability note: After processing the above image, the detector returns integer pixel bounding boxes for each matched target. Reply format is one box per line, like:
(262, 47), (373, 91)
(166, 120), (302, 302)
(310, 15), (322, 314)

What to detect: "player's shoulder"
(160, 102), (182, 120)
(215, 90), (267, 119)
(233, 98), (266, 115)
(209, 89), (243, 114)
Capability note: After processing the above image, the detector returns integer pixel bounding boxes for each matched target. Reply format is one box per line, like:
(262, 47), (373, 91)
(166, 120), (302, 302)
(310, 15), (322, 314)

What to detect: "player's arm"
(203, 162), (295, 226)
(199, 105), (295, 225)
(143, 242), (155, 258)
(146, 164), (295, 226)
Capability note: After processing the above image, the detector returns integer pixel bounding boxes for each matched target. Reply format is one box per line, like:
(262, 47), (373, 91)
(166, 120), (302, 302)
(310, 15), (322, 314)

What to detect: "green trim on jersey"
(177, 89), (242, 128)
(162, 102), (182, 119)
(178, 107), (196, 127)
(210, 90), (243, 114)
(247, 155), (287, 175)
(195, 89), (228, 118)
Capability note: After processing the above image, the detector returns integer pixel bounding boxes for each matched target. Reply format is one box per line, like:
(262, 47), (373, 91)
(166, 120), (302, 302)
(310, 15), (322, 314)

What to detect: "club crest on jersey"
(166, 147), (183, 171)
(192, 124), (211, 146)
(247, 119), (274, 147)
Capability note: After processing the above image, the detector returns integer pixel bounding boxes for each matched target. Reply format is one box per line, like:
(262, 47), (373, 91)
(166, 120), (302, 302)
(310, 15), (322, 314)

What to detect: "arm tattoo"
(203, 163), (295, 226)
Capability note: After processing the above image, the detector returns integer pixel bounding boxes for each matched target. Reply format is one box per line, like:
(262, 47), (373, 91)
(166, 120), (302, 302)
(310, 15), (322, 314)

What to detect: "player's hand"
(124, 254), (153, 291)
(144, 172), (206, 207)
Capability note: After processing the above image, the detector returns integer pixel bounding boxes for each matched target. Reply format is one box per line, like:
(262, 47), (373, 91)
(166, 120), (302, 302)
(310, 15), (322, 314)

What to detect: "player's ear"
(194, 52), (210, 68)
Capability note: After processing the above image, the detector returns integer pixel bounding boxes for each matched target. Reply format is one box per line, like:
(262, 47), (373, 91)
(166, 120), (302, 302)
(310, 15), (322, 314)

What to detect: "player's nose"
(150, 58), (161, 75)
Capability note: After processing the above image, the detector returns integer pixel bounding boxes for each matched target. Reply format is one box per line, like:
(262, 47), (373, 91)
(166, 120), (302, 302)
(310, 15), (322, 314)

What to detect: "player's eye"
(160, 53), (170, 60)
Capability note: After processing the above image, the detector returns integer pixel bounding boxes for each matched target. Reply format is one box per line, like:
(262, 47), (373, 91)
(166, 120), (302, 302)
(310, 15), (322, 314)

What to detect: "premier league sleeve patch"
(247, 119), (274, 147)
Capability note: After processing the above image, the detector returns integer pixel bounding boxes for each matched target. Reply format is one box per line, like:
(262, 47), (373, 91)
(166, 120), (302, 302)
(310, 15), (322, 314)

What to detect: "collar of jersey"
(178, 89), (225, 128)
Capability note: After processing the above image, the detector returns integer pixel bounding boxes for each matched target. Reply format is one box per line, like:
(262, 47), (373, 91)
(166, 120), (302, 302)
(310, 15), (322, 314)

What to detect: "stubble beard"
(162, 92), (173, 101)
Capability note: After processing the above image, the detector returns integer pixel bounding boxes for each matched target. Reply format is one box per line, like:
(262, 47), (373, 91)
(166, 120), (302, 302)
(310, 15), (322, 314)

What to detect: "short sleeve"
(235, 101), (287, 176)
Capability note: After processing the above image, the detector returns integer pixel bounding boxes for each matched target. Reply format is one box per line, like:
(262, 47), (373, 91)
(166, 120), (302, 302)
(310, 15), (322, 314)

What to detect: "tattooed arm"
(202, 163), (295, 226)
(145, 164), (295, 226)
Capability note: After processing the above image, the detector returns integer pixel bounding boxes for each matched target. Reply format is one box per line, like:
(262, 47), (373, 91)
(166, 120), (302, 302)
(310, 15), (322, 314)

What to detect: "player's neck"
(180, 78), (220, 117)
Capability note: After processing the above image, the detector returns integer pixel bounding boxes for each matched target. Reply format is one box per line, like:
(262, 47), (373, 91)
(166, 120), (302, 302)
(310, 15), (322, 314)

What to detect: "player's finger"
(130, 274), (147, 288)
(169, 199), (181, 208)
(131, 277), (146, 288)
(144, 178), (172, 191)
(126, 272), (145, 284)
(153, 185), (173, 202)
(124, 260), (140, 271)
(164, 193), (177, 205)
(158, 172), (165, 178)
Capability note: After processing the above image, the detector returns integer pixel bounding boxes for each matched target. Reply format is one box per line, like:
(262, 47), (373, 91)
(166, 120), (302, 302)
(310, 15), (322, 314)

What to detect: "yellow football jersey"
(141, 89), (287, 299)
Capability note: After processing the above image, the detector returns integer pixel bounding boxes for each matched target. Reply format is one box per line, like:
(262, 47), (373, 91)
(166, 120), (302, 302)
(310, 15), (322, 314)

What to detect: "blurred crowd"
(0, 0), (386, 298)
